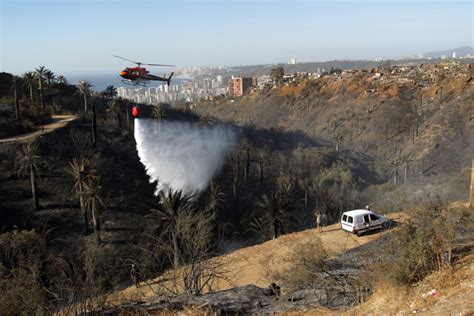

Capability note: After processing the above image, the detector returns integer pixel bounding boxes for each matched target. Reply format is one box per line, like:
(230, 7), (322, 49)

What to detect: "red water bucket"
(131, 106), (140, 118)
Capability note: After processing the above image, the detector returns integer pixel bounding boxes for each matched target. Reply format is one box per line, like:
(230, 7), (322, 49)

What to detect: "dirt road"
(0, 115), (77, 144)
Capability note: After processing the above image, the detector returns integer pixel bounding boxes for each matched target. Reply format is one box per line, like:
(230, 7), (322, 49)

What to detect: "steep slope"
(191, 65), (473, 193)
(112, 213), (406, 302)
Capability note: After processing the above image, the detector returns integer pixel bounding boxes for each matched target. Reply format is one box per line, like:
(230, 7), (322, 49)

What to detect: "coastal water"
(67, 74), (189, 91)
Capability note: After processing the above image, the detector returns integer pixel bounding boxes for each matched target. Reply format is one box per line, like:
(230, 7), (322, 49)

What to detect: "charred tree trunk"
(126, 103), (131, 131)
(91, 100), (97, 148)
(258, 156), (264, 184)
(92, 199), (101, 244)
(244, 146), (250, 182)
(14, 85), (20, 120)
(79, 183), (88, 234)
(28, 84), (34, 102)
(38, 79), (45, 111)
(83, 94), (88, 115)
(172, 231), (179, 269)
(30, 165), (39, 210)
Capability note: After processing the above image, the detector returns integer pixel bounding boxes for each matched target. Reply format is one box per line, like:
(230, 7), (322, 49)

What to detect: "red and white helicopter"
(114, 55), (175, 86)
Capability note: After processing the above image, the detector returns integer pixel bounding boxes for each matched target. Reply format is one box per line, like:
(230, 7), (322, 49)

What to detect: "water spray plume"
(134, 118), (236, 196)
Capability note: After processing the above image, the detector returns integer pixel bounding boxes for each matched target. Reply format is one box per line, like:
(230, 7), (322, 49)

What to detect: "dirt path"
(0, 115), (78, 144)
(116, 212), (406, 302)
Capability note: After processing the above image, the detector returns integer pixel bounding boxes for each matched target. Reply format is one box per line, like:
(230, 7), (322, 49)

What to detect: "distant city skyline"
(1, 0), (472, 76)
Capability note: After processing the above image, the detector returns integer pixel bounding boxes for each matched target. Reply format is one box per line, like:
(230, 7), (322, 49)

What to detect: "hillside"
(95, 215), (404, 313)
(101, 210), (473, 315)
(190, 62), (474, 202)
(0, 62), (472, 314)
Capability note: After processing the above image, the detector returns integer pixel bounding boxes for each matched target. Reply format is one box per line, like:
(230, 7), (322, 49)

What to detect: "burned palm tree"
(11, 76), (21, 120)
(400, 154), (414, 183)
(82, 172), (104, 244)
(250, 192), (296, 240)
(22, 71), (36, 102)
(44, 69), (55, 87)
(103, 85), (117, 99)
(198, 114), (213, 129)
(77, 80), (93, 114)
(152, 103), (166, 122)
(16, 142), (41, 210)
(57, 75), (69, 85)
(150, 189), (194, 269)
(65, 157), (93, 234)
(105, 98), (122, 128)
(207, 181), (225, 214)
(35, 66), (47, 110)
(333, 133), (344, 153)
(390, 157), (402, 185)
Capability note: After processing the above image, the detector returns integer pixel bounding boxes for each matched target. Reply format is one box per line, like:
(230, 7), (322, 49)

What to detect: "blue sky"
(1, 0), (472, 75)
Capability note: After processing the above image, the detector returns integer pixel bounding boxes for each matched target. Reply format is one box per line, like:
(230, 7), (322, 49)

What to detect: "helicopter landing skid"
(121, 79), (148, 87)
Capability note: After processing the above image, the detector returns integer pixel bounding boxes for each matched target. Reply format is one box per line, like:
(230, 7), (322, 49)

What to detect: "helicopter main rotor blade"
(113, 55), (174, 67)
(142, 63), (175, 67)
(113, 55), (141, 65)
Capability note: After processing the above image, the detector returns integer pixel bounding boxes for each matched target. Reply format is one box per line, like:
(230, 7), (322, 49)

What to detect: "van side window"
(348, 216), (353, 224)
(342, 215), (347, 222)
(370, 214), (379, 221)
(363, 214), (369, 223)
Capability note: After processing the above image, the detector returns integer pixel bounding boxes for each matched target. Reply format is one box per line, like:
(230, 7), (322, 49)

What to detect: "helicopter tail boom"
(166, 72), (174, 86)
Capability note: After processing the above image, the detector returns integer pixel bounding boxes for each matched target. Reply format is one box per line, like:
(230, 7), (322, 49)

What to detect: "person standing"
(315, 210), (322, 233)
(130, 264), (140, 288)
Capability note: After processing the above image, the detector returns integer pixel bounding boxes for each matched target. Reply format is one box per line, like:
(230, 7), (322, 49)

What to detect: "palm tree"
(150, 189), (194, 269)
(35, 66), (47, 110)
(77, 80), (93, 114)
(333, 133), (344, 153)
(82, 172), (104, 244)
(152, 103), (166, 122)
(91, 98), (97, 147)
(390, 157), (401, 185)
(207, 181), (225, 214)
(65, 157), (92, 234)
(23, 71), (36, 102)
(44, 69), (55, 87)
(16, 142), (41, 210)
(257, 148), (267, 184)
(400, 154), (414, 183)
(103, 85), (117, 99)
(198, 114), (213, 129)
(57, 75), (69, 85)
(105, 98), (122, 128)
(11, 76), (21, 120)
(252, 192), (295, 240)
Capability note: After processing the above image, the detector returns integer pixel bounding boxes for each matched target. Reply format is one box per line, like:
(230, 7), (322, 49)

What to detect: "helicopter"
(114, 55), (175, 86)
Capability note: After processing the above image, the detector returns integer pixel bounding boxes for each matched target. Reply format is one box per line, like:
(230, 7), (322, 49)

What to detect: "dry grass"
(110, 213), (407, 305)
(347, 253), (474, 315)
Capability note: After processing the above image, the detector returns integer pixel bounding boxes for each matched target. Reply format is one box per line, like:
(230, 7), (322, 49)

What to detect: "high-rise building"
(289, 57), (296, 65)
(228, 76), (257, 97)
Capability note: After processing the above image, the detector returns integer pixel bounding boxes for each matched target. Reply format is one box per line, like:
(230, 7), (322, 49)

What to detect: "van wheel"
(356, 231), (361, 237)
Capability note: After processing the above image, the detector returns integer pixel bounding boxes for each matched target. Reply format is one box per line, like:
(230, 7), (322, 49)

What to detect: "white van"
(340, 209), (389, 236)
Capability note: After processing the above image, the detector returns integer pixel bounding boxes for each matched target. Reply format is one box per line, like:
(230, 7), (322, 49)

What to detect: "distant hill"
(424, 46), (473, 58)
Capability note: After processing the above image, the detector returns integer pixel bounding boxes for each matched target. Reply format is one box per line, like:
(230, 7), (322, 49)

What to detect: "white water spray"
(134, 118), (236, 196)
